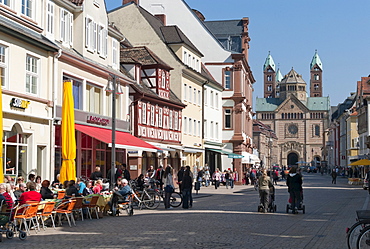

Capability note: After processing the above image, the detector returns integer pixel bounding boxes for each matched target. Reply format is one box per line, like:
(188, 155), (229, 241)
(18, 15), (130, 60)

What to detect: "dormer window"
(161, 71), (166, 88)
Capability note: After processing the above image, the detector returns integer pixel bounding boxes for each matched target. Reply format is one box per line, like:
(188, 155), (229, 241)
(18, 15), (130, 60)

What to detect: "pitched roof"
(306, 97), (330, 111)
(120, 46), (173, 69)
(280, 68), (306, 84)
(310, 50), (323, 70)
(255, 96), (330, 112)
(263, 52), (276, 71)
(276, 68), (283, 82)
(255, 98), (282, 112)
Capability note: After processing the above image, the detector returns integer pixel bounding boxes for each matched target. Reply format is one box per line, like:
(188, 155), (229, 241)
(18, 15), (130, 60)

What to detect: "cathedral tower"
(263, 52), (277, 98)
(310, 50), (323, 97)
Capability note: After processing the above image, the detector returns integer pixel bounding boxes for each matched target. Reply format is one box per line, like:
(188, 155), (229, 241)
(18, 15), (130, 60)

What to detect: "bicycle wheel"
(347, 221), (368, 249)
(143, 192), (160, 210)
(169, 192), (182, 207)
(356, 225), (370, 249)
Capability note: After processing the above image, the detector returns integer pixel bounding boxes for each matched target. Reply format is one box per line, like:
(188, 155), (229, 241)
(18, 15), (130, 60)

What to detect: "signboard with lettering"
(10, 98), (30, 109)
(86, 115), (109, 126)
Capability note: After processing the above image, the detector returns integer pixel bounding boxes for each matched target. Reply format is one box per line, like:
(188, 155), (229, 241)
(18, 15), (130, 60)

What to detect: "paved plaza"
(2, 173), (367, 249)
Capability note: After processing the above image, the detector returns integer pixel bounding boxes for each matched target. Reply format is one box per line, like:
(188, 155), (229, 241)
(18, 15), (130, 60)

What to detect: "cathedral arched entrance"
(287, 152), (298, 167)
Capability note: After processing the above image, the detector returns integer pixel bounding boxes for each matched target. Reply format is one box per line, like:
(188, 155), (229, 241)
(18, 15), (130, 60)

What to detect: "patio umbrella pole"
(110, 75), (116, 191)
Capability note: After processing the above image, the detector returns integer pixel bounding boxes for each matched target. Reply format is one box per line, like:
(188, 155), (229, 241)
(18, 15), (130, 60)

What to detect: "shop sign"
(86, 115), (109, 126)
(128, 151), (138, 154)
(130, 165), (138, 170)
(10, 98), (30, 109)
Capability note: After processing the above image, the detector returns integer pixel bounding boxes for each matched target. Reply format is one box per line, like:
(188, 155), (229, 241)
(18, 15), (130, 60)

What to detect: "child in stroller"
(258, 185), (276, 213)
(286, 190), (305, 214)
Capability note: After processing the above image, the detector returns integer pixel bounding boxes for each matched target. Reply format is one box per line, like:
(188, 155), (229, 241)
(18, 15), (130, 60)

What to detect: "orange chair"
(14, 202), (40, 235)
(37, 202), (56, 230)
(54, 199), (76, 227)
(57, 191), (66, 199)
(82, 195), (100, 220)
(71, 197), (84, 221)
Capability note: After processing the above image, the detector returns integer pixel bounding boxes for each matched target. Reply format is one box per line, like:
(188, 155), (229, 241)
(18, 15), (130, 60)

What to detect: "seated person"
(40, 180), (54, 200)
(65, 180), (80, 197)
(0, 183), (13, 208)
(92, 180), (103, 194)
(109, 179), (132, 214)
(77, 178), (86, 195)
(136, 174), (145, 191)
(19, 182), (42, 205)
(14, 183), (26, 200)
(82, 181), (94, 196)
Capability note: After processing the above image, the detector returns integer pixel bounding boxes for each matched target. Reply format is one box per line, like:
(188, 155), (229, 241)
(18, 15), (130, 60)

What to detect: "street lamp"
(106, 74), (123, 190)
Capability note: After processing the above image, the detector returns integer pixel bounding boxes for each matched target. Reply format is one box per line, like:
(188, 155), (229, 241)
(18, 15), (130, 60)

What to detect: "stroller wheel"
(6, 230), (14, 239)
(19, 231), (27, 240)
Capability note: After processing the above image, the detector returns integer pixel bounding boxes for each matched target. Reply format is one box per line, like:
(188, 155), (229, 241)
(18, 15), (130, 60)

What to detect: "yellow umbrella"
(349, 159), (370, 166)
(0, 86), (4, 183)
(59, 81), (76, 183)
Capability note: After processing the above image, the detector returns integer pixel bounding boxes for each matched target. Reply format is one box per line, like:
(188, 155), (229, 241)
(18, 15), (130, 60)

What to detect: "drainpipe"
(50, 49), (62, 181)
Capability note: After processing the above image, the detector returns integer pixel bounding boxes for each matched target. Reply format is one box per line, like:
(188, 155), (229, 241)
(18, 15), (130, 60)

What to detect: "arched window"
(314, 125), (320, 136)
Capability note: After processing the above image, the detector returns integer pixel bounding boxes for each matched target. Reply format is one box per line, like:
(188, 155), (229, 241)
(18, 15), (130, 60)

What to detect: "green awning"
(206, 148), (244, 158)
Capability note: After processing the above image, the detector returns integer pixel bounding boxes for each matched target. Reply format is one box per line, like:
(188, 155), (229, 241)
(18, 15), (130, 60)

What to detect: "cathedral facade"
(255, 51), (330, 168)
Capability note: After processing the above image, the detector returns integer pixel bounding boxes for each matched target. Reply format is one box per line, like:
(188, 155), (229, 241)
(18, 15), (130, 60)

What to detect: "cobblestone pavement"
(2, 173), (367, 249)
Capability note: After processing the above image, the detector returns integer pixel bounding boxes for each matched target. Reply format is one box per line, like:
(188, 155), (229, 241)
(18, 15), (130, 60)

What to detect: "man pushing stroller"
(258, 170), (274, 213)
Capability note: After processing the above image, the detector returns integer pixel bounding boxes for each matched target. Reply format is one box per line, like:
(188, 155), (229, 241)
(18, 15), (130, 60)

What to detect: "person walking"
(212, 169), (221, 189)
(258, 170), (273, 213)
(163, 165), (174, 209)
(331, 168), (337, 184)
(286, 167), (303, 214)
(181, 169), (193, 209)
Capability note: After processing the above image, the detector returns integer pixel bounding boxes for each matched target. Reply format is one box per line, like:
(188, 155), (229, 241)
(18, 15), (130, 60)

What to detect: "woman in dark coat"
(181, 170), (193, 209)
(286, 167), (303, 214)
(40, 180), (54, 200)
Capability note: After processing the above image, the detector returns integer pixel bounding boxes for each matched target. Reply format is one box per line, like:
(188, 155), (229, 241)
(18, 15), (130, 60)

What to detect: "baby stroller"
(258, 186), (277, 213)
(286, 191), (305, 214)
(0, 200), (27, 242)
(110, 191), (134, 216)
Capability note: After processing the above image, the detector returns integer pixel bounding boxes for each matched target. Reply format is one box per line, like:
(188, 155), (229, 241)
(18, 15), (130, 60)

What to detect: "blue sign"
(228, 154), (244, 159)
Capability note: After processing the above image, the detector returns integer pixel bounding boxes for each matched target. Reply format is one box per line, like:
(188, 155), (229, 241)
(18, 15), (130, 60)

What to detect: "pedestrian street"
(3, 173), (367, 249)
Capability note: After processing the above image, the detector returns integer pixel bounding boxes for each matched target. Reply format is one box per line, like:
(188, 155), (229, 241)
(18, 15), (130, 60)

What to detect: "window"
(204, 120), (207, 138)
(183, 83), (187, 101)
(86, 84), (102, 114)
(97, 25), (108, 57)
(158, 108), (163, 128)
(0, 45), (7, 87)
(112, 39), (118, 69)
(0, 0), (10, 7)
(193, 119), (196, 136)
(183, 51), (187, 64)
(188, 86), (192, 103)
(198, 120), (201, 137)
(151, 106), (155, 126)
(267, 85), (272, 91)
(198, 90), (201, 106)
(210, 91), (214, 107)
(174, 112), (178, 130)
(161, 71), (166, 88)
(22, 0), (33, 18)
(193, 88), (196, 105)
(224, 70), (232, 90)
(215, 93), (219, 109)
(183, 117), (187, 134)
(215, 122), (219, 139)
(142, 103), (147, 124)
(189, 118), (192, 135)
(267, 75), (272, 82)
(85, 18), (92, 49)
(60, 8), (73, 46)
(26, 55), (38, 94)
(314, 125), (320, 136)
(169, 110), (173, 129)
(314, 84), (319, 90)
(210, 121), (214, 138)
(46, 1), (54, 37)
(314, 74), (320, 80)
(224, 109), (232, 129)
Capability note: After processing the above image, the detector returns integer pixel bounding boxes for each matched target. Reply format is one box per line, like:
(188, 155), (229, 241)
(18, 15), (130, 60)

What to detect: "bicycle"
(346, 210), (370, 249)
(154, 186), (182, 208)
(356, 224), (370, 248)
(129, 180), (161, 210)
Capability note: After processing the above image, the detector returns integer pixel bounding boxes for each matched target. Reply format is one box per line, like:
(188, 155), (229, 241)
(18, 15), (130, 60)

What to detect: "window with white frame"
(210, 91), (214, 108)
(93, 22), (97, 51)
(188, 86), (192, 103)
(224, 108), (232, 129)
(158, 108), (163, 128)
(112, 39), (118, 69)
(46, 1), (54, 37)
(174, 112), (178, 130)
(98, 25), (108, 57)
(183, 117), (187, 134)
(193, 119), (196, 136)
(86, 84), (102, 114)
(198, 90), (201, 106)
(215, 92), (219, 109)
(142, 103), (147, 124)
(169, 110), (173, 129)
(60, 8), (73, 46)
(183, 51), (187, 65)
(25, 55), (38, 94)
(161, 70), (166, 88)
(189, 118), (192, 135)
(215, 122), (219, 139)
(204, 120), (207, 138)
(183, 83), (187, 101)
(0, 0), (10, 7)
(85, 17), (92, 49)
(0, 45), (7, 87)
(22, 0), (33, 18)
(224, 70), (232, 90)
(151, 105), (155, 126)
(193, 88), (196, 105)
(198, 120), (200, 137)
(210, 121), (214, 138)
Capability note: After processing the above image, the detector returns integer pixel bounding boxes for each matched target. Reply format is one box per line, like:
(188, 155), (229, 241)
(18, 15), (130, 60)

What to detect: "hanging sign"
(10, 98), (30, 109)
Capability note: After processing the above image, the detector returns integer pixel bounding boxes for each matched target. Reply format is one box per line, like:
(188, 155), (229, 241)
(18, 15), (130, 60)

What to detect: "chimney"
(122, 0), (139, 5)
(155, 14), (166, 25)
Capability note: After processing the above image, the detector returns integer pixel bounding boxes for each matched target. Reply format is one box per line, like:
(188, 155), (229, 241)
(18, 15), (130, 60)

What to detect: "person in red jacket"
(19, 181), (42, 205)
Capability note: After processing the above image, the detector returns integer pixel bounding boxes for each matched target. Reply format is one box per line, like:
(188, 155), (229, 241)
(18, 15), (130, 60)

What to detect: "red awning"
(75, 124), (160, 152)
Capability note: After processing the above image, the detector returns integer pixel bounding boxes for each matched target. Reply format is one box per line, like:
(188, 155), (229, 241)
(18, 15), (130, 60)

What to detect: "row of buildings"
(0, 0), (257, 183)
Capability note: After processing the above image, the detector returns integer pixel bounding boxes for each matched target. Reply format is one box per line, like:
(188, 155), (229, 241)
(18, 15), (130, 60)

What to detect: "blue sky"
(106, 0), (370, 107)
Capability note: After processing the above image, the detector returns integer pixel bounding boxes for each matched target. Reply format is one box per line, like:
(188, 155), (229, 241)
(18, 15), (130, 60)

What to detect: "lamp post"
(106, 74), (123, 190)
